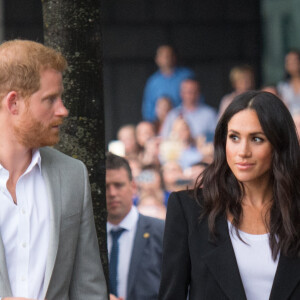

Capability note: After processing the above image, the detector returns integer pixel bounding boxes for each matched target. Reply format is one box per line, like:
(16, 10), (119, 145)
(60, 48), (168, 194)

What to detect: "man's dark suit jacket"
(126, 213), (164, 300)
(159, 190), (300, 300)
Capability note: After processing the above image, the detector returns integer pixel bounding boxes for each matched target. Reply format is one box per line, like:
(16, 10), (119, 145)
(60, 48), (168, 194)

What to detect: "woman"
(168, 117), (203, 170)
(218, 64), (255, 118)
(159, 91), (300, 300)
(277, 50), (300, 111)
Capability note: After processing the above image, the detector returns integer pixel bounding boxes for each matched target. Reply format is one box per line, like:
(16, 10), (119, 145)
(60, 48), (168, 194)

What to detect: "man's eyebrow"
(42, 91), (63, 99)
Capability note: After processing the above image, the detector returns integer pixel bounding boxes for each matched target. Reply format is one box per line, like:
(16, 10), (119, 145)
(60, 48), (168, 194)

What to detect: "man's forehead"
(106, 168), (129, 179)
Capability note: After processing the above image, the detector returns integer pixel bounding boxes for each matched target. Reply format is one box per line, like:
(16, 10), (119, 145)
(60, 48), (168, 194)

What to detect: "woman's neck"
(227, 181), (273, 235)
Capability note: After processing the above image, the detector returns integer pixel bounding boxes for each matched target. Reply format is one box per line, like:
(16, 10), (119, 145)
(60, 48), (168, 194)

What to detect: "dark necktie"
(109, 228), (126, 297)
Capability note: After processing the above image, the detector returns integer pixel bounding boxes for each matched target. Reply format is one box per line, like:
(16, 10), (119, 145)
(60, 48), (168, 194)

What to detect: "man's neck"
(183, 103), (198, 111)
(0, 146), (33, 205)
(160, 66), (175, 76)
(0, 141), (33, 186)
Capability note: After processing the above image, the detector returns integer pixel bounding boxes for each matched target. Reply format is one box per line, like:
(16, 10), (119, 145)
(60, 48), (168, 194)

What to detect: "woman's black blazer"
(158, 190), (300, 300)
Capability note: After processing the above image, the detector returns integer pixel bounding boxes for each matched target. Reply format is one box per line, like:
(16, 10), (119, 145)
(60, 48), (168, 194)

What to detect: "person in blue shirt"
(161, 78), (217, 141)
(142, 45), (195, 122)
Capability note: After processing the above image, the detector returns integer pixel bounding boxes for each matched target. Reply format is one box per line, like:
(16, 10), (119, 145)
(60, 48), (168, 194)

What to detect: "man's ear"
(5, 91), (20, 115)
(131, 179), (137, 194)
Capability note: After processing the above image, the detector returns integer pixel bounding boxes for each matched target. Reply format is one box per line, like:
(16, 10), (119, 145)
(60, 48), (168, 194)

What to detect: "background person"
(142, 45), (194, 122)
(218, 64), (255, 118)
(161, 78), (217, 141)
(159, 91), (300, 299)
(117, 124), (139, 159)
(106, 153), (164, 300)
(154, 95), (173, 135)
(277, 49), (300, 111)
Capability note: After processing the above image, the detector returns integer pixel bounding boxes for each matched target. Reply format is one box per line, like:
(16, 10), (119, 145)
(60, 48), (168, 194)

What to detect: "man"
(106, 153), (164, 300)
(0, 40), (107, 299)
(161, 78), (217, 141)
(142, 45), (195, 122)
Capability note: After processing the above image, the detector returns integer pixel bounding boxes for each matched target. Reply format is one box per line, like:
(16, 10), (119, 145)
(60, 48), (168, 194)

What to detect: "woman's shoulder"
(168, 189), (204, 213)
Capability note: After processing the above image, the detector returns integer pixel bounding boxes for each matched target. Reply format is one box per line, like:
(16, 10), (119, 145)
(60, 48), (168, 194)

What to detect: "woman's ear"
(5, 91), (19, 115)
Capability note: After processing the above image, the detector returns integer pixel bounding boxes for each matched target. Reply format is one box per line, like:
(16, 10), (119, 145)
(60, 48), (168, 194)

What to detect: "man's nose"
(106, 184), (117, 197)
(56, 98), (69, 118)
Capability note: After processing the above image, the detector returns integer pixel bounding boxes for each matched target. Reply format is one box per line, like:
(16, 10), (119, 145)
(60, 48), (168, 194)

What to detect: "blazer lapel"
(270, 254), (300, 300)
(127, 214), (148, 297)
(0, 234), (12, 295)
(40, 149), (62, 298)
(203, 216), (247, 300)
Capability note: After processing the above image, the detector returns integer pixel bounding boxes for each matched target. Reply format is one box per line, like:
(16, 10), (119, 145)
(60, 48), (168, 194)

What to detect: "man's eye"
(48, 97), (57, 103)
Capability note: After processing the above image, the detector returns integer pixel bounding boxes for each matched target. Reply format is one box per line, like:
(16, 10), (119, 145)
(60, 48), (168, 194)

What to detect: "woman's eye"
(253, 137), (264, 143)
(229, 134), (239, 141)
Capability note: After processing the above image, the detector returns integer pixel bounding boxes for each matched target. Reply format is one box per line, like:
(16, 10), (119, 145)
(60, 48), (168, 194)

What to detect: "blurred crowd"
(107, 45), (300, 221)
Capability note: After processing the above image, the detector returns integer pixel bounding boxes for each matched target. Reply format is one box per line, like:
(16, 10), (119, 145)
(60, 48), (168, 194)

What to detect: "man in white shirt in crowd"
(106, 152), (164, 300)
(161, 78), (217, 141)
(0, 40), (107, 300)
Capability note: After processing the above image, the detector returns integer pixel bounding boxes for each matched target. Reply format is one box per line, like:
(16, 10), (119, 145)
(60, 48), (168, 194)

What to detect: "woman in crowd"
(168, 117), (203, 170)
(218, 64), (255, 118)
(277, 49), (300, 111)
(159, 91), (300, 300)
(154, 95), (173, 135)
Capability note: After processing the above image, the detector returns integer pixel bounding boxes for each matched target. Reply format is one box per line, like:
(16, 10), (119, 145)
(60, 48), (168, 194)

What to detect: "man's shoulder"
(175, 66), (194, 77)
(197, 104), (217, 115)
(167, 106), (182, 117)
(138, 213), (165, 231)
(39, 146), (84, 168)
(146, 70), (163, 83)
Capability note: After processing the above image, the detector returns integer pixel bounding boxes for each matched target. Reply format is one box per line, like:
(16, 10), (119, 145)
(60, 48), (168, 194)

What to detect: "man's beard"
(13, 111), (63, 148)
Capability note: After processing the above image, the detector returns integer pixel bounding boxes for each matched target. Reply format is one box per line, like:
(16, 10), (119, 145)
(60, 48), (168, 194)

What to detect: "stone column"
(41, 0), (108, 288)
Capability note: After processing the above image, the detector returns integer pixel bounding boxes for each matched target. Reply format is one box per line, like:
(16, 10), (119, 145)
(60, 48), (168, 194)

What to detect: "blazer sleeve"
(69, 162), (108, 300)
(159, 192), (191, 299)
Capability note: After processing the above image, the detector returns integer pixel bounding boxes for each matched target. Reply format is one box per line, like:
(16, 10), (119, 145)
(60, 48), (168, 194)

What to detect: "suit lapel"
(270, 254), (300, 300)
(0, 234), (12, 295)
(203, 216), (247, 300)
(40, 148), (62, 298)
(127, 214), (148, 298)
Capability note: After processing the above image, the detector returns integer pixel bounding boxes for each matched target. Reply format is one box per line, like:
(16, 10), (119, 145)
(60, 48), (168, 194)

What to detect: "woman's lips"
(236, 162), (255, 170)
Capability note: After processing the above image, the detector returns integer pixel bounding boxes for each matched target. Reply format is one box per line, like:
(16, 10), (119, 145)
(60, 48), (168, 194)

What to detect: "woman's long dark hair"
(196, 90), (300, 259)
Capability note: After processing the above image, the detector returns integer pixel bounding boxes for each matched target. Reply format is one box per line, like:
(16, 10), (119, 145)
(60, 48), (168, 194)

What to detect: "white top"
(107, 206), (139, 299)
(277, 81), (300, 112)
(0, 149), (50, 299)
(228, 221), (279, 300)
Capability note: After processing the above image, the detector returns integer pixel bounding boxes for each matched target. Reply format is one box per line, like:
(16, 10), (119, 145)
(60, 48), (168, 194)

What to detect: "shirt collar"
(107, 206), (139, 233)
(27, 148), (42, 174)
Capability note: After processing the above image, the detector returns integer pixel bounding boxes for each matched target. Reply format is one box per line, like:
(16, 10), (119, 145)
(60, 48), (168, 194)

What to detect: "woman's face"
(285, 52), (300, 77)
(171, 118), (191, 142)
(226, 109), (273, 186)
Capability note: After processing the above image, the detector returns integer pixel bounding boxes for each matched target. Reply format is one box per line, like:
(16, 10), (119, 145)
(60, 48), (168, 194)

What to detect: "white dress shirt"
(0, 149), (49, 299)
(107, 206), (139, 299)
